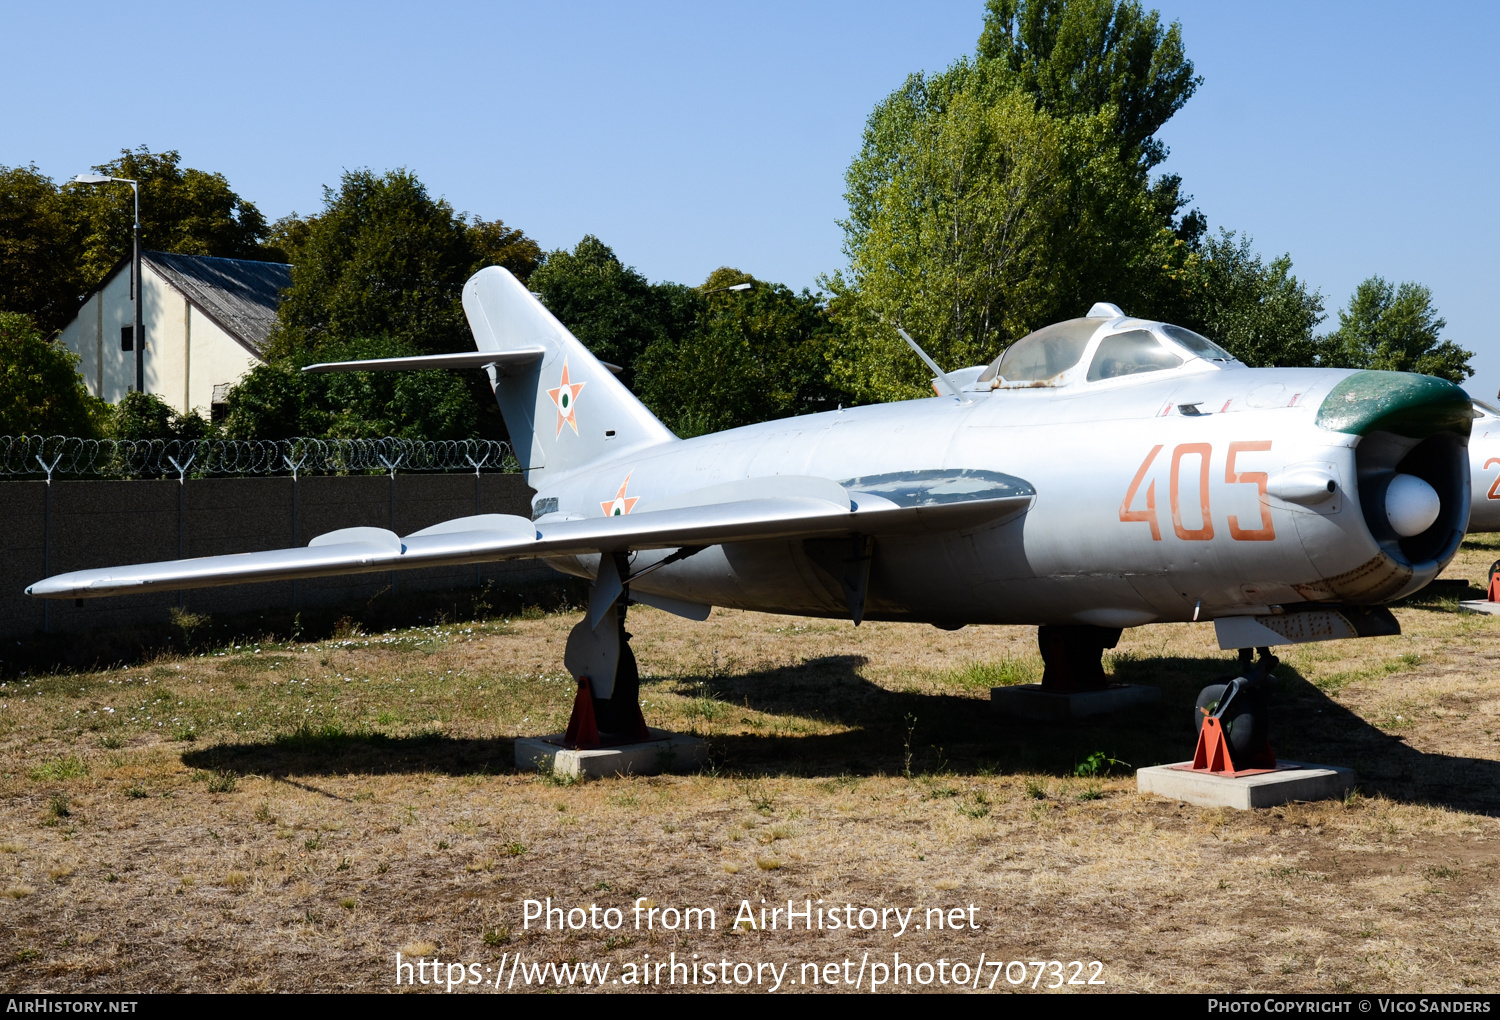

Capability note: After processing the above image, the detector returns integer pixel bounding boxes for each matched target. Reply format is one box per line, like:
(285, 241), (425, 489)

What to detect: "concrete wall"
(56, 263), (261, 414)
(2, 472), (547, 638)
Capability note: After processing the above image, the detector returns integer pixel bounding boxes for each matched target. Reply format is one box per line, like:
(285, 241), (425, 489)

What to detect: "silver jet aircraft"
(28, 267), (1475, 752)
(1467, 399), (1500, 533)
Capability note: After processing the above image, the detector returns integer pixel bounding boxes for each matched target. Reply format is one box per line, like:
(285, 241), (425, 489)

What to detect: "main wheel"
(1194, 683), (1228, 733)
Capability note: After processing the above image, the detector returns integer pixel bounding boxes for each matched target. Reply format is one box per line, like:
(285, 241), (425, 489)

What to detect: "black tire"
(1195, 683), (1228, 734)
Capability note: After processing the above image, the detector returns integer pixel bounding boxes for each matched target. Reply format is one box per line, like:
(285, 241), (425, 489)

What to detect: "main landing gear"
(561, 554), (650, 749)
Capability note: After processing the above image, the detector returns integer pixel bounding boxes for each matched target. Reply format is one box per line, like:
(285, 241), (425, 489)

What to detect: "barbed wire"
(1, 437), (518, 479)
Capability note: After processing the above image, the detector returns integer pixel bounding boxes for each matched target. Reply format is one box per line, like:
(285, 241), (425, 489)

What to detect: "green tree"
(529, 236), (697, 392)
(222, 336), (476, 441)
(830, 81), (1186, 402)
(0, 166), (89, 334)
(1179, 231), (1326, 367)
(270, 169), (541, 360)
(0, 312), (108, 436)
(977, 0), (1200, 169)
(1323, 277), (1472, 383)
(832, 1), (1205, 402)
(636, 268), (846, 437)
(67, 147), (277, 286)
(2, 149), (280, 334)
(109, 390), (211, 442)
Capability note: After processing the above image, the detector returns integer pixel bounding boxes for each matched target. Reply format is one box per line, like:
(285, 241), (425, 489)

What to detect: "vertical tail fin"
(462, 267), (676, 487)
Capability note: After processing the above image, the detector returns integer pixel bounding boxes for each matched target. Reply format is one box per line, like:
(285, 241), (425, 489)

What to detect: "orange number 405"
(1120, 441), (1275, 542)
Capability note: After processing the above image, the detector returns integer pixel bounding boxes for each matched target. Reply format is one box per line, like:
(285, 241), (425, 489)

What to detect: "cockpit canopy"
(974, 311), (1238, 390)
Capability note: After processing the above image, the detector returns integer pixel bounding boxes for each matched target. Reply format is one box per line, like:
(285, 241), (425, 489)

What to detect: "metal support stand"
(168, 452), (195, 611)
(467, 452), (487, 589)
(37, 453), (61, 634)
(284, 454), (305, 608)
(379, 453), (402, 592)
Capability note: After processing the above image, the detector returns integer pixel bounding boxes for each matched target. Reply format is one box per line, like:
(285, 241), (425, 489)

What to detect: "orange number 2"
(1486, 458), (1500, 500)
(1120, 445), (1163, 540)
(1225, 441), (1275, 541)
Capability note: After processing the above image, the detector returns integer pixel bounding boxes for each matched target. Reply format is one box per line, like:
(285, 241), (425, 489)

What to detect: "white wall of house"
(57, 263), (262, 416)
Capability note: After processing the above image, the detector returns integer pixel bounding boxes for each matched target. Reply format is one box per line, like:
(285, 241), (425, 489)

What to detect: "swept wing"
(27, 474), (1032, 600)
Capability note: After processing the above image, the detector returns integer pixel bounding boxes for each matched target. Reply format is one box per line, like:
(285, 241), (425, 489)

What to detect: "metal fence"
(1, 436), (518, 481)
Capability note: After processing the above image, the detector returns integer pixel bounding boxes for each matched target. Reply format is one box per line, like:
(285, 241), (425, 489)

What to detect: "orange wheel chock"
(1188, 711), (1277, 775)
(563, 676), (601, 749)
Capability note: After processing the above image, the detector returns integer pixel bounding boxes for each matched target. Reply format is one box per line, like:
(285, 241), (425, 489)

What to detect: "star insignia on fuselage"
(601, 473), (639, 517)
(547, 359), (586, 436)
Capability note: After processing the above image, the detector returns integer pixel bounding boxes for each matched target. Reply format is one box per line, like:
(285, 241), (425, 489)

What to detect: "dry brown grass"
(2, 538), (1500, 993)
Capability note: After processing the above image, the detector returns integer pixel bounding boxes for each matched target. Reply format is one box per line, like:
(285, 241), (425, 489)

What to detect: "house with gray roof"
(57, 251), (291, 416)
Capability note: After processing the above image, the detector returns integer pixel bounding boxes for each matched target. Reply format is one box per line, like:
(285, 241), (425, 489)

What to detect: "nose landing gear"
(1189, 647), (1278, 774)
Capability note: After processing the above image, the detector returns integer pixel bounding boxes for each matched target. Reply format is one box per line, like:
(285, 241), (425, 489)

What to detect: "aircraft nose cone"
(1386, 473), (1441, 537)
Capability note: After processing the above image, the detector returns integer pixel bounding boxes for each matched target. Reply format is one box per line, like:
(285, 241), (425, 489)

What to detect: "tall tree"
(834, 1), (1204, 402)
(830, 82), (1186, 402)
(1323, 277), (1471, 383)
(1180, 231), (1326, 368)
(977, 0), (1200, 169)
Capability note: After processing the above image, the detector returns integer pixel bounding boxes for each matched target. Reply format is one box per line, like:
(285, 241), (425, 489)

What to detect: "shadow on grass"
(7, 578), (587, 680)
(184, 726), (516, 778)
(182, 651), (1500, 816)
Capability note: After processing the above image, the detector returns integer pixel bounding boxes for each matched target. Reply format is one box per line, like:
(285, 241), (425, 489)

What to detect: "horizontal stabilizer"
(301, 348), (547, 374)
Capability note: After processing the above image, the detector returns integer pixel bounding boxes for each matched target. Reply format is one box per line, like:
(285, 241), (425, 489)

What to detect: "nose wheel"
(1190, 647), (1278, 773)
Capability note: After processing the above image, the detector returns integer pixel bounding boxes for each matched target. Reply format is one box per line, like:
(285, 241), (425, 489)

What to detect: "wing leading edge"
(26, 472), (1033, 600)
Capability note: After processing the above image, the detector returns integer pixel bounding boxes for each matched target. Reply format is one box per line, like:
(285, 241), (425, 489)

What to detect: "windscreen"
(1160, 324), (1235, 362)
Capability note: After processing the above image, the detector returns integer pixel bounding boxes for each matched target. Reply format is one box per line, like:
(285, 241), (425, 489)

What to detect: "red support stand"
(1184, 713), (1278, 777)
(563, 676), (600, 749)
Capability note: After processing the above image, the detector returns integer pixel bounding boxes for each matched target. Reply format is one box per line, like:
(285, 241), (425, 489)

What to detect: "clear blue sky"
(3, 1), (1496, 398)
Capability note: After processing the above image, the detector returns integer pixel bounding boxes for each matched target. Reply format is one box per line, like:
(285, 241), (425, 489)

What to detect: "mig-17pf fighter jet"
(29, 267), (1474, 758)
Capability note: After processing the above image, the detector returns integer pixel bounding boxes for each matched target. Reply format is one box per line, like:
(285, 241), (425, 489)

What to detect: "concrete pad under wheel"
(515, 728), (708, 778)
(991, 683), (1161, 721)
(1458, 600), (1500, 615)
(1137, 760), (1355, 810)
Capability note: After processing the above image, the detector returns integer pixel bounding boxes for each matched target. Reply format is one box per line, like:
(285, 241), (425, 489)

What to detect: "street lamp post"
(73, 173), (143, 393)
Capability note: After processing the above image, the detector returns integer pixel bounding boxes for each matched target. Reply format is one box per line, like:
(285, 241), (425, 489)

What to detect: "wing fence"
(1, 436), (518, 480)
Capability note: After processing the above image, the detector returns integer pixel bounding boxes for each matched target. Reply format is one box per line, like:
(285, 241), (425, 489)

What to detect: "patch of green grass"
(206, 770), (238, 793)
(946, 657), (1040, 689)
(957, 790), (991, 818)
(504, 841), (527, 856)
(1025, 779), (1047, 800)
(46, 794), (70, 819)
(29, 756), (87, 782)
(124, 785), (148, 799)
(98, 733), (126, 750)
(1313, 654), (1424, 693)
(1076, 785), (1104, 801)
